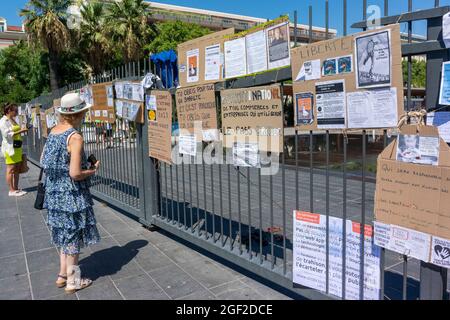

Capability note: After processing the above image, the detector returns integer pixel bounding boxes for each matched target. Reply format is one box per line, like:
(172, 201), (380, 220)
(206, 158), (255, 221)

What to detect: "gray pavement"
(0, 162), (292, 300)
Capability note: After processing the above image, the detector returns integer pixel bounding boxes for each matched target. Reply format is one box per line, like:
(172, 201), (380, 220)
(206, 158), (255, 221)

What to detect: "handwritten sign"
(176, 84), (218, 141)
(148, 91), (173, 164)
(221, 84), (283, 153)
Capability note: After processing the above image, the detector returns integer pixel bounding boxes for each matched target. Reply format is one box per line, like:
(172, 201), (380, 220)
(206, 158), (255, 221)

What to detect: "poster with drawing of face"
(355, 29), (391, 88)
(266, 22), (290, 70)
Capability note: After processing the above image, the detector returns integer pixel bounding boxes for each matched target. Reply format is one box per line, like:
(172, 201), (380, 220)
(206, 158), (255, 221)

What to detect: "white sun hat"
(56, 92), (92, 115)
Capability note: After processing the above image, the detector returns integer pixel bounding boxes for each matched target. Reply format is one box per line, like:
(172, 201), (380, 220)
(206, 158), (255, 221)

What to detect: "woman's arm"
(13, 128), (29, 136)
(68, 133), (98, 181)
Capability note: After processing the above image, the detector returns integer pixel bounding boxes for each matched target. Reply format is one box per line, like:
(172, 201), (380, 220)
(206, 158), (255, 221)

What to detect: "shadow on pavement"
(79, 240), (148, 280)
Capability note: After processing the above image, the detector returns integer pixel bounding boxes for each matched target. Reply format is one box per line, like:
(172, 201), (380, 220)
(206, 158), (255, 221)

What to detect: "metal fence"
(23, 0), (449, 300)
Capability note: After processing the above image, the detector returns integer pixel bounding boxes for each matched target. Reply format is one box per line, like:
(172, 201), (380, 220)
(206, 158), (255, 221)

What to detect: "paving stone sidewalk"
(0, 162), (292, 300)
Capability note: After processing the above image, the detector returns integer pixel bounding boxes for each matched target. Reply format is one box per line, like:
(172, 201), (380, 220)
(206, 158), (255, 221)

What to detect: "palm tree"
(77, 1), (109, 75)
(20, 0), (71, 91)
(105, 0), (154, 63)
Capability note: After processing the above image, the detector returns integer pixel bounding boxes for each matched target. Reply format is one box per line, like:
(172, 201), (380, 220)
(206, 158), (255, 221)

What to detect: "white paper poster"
(439, 62), (450, 105)
(106, 85), (114, 107)
(266, 22), (291, 70)
(202, 129), (219, 142)
(427, 112), (450, 143)
(443, 12), (450, 48)
(123, 83), (133, 100)
(115, 82), (124, 99)
(374, 221), (431, 262)
(179, 134), (197, 156)
(224, 37), (247, 79)
(232, 142), (260, 168)
(187, 48), (200, 83)
(205, 44), (221, 81)
(431, 236), (450, 268)
(295, 60), (321, 82)
(346, 88), (397, 129)
(115, 100), (123, 117)
(94, 110), (101, 117)
(293, 211), (381, 300)
(355, 29), (391, 88)
(126, 102), (140, 122)
(246, 30), (268, 74)
(102, 110), (108, 118)
(132, 83), (144, 102)
(315, 80), (346, 129)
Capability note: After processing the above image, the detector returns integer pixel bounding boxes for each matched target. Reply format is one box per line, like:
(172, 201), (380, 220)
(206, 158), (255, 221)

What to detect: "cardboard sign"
(175, 84), (217, 141)
(148, 90), (173, 164)
(290, 24), (403, 130)
(221, 84), (283, 153)
(91, 82), (115, 123)
(177, 28), (234, 88)
(374, 125), (450, 240)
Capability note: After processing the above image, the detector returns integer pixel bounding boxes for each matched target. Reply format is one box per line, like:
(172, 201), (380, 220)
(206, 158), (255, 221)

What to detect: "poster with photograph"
(146, 95), (157, 122)
(224, 37), (247, 79)
(396, 134), (439, 166)
(295, 92), (314, 126)
(132, 83), (144, 102)
(106, 85), (114, 107)
(346, 88), (398, 129)
(232, 142), (260, 168)
(123, 83), (133, 100)
(102, 110), (108, 118)
(115, 82), (124, 99)
(439, 62), (450, 105)
(355, 29), (391, 88)
(315, 80), (346, 129)
(187, 48), (199, 83)
(204, 44), (221, 81)
(246, 29), (268, 74)
(295, 60), (321, 82)
(266, 22), (290, 70)
(115, 100), (123, 117)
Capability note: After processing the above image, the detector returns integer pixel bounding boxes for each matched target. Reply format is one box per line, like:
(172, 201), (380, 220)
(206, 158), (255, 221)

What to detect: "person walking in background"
(41, 92), (101, 294)
(0, 104), (30, 197)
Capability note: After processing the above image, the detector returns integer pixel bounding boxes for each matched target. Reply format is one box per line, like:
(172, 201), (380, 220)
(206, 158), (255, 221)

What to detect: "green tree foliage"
(145, 20), (211, 54)
(20, 0), (72, 90)
(402, 59), (426, 88)
(0, 41), (49, 105)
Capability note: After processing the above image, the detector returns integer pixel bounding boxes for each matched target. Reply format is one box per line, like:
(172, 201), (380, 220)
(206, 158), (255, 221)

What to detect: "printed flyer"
(187, 48), (200, 83)
(204, 44), (221, 81)
(246, 29), (268, 74)
(293, 211), (381, 300)
(266, 22), (291, 70)
(315, 80), (346, 129)
(224, 37), (247, 79)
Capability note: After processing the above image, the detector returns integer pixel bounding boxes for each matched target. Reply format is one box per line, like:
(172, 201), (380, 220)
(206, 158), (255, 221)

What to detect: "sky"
(1, 0), (449, 36)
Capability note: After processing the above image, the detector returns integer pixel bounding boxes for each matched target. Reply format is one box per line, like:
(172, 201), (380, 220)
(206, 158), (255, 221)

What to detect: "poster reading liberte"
(293, 211), (381, 300)
(221, 84), (284, 153)
(147, 90), (173, 164)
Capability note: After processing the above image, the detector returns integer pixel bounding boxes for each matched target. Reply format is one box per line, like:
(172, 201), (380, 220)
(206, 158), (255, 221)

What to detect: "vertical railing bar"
(270, 172), (274, 270)
(309, 6), (313, 44)
(211, 163), (216, 242)
(228, 164), (233, 250)
(203, 161), (208, 239)
(247, 167), (252, 259)
(176, 156), (181, 228)
(326, 130), (330, 294)
(195, 161), (200, 236)
(294, 10), (298, 47)
(219, 160), (224, 246)
(325, 0), (329, 40)
(360, 130), (366, 300)
(342, 134), (348, 299)
(189, 158), (193, 232)
(237, 167), (242, 254)
(182, 156), (187, 230)
(310, 131), (314, 212)
(295, 130), (299, 211)
(164, 163), (169, 221)
(258, 168), (263, 264)
(171, 158), (175, 225)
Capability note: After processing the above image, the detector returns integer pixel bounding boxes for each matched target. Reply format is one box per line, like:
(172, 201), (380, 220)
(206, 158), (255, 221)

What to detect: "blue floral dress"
(41, 127), (100, 255)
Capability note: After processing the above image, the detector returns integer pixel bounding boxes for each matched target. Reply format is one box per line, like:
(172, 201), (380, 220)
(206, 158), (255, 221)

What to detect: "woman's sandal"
(65, 265), (93, 294)
(56, 274), (67, 288)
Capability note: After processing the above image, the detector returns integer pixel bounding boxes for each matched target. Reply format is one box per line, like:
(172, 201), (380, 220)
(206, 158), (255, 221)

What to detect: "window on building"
(0, 24), (4, 33)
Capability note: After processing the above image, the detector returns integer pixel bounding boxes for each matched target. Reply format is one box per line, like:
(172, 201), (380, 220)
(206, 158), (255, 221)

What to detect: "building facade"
(0, 17), (26, 49)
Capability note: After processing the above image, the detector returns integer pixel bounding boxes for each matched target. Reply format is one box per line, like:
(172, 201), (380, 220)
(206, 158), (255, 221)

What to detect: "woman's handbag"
(13, 140), (23, 148)
(34, 168), (45, 210)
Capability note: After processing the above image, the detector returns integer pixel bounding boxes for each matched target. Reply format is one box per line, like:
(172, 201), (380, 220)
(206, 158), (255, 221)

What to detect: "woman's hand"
(93, 161), (101, 172)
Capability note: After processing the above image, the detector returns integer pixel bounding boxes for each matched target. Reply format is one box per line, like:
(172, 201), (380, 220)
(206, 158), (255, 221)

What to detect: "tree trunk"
(48, 51), (61, 91)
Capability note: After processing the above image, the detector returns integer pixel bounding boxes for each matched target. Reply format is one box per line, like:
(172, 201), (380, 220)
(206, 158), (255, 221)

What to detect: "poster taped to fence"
(290, 24), (403, 131)
(176, 84), (218, 141)
(147, 90), (173, 164)
(374, 221), (431, 262)
(439, 62), (450, 105)
(187, 48), (200, 83)
(293, 211), (381, 300)
(246, 29), (268, 74)
(106, 85), (114, 107)
(178, 28), (234, 87)
(232, 142), (260, 168)
(92, 82), (115, 123)
(346, 88), (398, 129)
(204, 44), (221, 81)
(224, 37), (247, 79)
(431, 236), (450, 268)
(221, 84), (283, 153)
(179, 133), (197, 156)
(295, 92), (314, 126)
(374, 125), (450, 240)
(355, 29), (391, 88)
(315, 80), (346, 129)
(427, 112), (450, 143)
(266, 21), (290, 70)
(396, 134), (440, 166)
